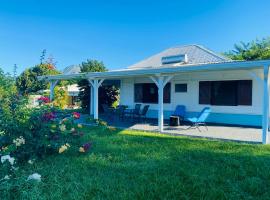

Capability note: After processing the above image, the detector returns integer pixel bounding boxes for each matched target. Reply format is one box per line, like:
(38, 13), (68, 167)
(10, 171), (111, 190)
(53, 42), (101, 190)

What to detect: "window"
(199, 80), (252, 106)
(175, 83), (187, 93)
(134, 83), (171, 103)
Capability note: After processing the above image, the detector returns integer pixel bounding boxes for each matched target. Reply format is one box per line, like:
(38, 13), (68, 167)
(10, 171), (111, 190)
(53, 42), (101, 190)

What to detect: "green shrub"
(0, 94), (86, 163)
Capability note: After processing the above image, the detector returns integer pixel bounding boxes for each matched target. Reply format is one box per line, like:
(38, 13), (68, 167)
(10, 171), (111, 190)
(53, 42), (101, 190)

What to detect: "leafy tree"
(78, 59), (119, 112)
(224, 37), (270, 60)
(78, 60), (107, 112)
(99, 85), (119, 109)
(0, 68), (17, 101)
(16, 63), (60, 95)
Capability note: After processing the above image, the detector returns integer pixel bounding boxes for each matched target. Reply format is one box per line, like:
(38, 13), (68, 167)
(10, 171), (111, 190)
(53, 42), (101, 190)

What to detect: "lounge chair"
(171, 105), (186, 120)
(169, 105), (186, 126)
(186, 107), (211, 131)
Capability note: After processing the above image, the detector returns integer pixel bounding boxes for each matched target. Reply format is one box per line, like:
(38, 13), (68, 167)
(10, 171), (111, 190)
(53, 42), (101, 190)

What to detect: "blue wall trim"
(146, 109), (262, 127)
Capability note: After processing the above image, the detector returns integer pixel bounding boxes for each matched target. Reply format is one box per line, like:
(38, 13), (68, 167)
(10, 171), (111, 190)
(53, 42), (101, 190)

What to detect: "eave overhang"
(38, 60), (270, 81)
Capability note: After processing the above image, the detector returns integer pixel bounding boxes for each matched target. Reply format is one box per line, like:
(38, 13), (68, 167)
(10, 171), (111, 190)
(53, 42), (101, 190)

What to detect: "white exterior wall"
(119, 69), (265, 126)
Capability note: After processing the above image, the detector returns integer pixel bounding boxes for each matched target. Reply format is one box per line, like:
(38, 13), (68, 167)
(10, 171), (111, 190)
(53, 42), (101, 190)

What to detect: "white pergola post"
(49, 80), (58, 102)
(90, 85), (94, 115)
(89, 79), (104, 120)
(150, 75), (173, 132)
(262, 65), (269, 144)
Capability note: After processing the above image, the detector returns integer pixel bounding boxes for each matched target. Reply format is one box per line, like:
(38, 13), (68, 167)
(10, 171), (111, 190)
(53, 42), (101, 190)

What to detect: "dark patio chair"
(101, 104), (114, 120)
(186, 107), (211, 131)
(116, 105), (127, 120)
(123, 103), (141, 119)
(134, 105), (150, 123)
(133, 104), (142, 115)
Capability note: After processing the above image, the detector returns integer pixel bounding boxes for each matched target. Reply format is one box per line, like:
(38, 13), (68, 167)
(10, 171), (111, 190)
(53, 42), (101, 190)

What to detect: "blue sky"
(0, 0), (270, 74)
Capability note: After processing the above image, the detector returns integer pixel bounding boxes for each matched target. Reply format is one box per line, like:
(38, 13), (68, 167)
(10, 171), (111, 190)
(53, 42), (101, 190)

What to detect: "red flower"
(38, 96), (50, 104)
(72, 112), (80, 119)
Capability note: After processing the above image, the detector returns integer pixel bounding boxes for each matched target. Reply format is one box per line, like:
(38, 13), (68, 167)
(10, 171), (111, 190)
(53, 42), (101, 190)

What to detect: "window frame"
(175, 83), (188, 93)
(134, 82), (171, 104)
(199, 80), (252, 106)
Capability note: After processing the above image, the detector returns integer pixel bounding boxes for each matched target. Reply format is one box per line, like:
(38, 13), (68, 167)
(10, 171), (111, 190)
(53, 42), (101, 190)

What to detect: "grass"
(2, 127), (270, 200)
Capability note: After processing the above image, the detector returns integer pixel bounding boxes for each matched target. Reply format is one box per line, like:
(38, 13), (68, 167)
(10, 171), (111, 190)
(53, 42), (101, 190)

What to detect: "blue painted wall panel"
(146, 109), (262, 127)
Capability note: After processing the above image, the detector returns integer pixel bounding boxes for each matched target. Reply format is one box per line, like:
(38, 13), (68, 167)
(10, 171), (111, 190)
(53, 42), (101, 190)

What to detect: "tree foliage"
(224, 37), (270, 61)
(77, 59), (119, 112)
(78, 60), (107, 111)
(16, 63), (60, 95)
(0, 68), (17, 100)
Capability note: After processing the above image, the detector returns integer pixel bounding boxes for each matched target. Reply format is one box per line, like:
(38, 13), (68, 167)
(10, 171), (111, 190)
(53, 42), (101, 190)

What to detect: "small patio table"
(170, 116), (180, 126)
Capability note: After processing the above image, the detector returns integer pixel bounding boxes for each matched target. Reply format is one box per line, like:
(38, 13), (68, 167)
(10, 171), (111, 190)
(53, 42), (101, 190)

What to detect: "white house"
(39, 44), (270, 144)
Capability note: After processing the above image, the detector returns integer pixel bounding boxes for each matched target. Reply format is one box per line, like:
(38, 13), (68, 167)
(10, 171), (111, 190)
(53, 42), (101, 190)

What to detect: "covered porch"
(40, 60), (270, 144)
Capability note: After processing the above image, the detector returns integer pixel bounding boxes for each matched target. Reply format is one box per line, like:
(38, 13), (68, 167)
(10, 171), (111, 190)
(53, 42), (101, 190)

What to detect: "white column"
(158, 77), (164, 132)
(262, 65), (269, 144)
(89, 79), (104, 120)
(49, 80), (58, 102)
(90, 85), (94, 115)
(150, 75), (173, 132)
(93, 79), (99, 119)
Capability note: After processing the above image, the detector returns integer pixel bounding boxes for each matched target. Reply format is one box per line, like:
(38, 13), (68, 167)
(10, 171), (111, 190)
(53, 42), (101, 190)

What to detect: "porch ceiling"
(38, 59), (270, 81)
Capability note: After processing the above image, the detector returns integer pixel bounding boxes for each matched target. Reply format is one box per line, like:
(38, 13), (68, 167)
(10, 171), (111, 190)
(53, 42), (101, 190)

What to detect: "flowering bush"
(37, 96), (50, 104)
(0, 97), (87, 164)
(73, 112), (81, 119)
(43, 112), (56, 121)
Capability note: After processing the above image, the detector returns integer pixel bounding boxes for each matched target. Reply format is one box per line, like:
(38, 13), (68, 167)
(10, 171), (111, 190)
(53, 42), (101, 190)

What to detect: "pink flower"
(72, 112), (80, 119)
(38, 96), (50, 104)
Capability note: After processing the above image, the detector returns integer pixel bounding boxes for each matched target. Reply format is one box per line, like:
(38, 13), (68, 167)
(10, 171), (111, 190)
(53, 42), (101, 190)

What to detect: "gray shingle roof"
(128, 44), (232, 69)
(63, 65), (81, 74)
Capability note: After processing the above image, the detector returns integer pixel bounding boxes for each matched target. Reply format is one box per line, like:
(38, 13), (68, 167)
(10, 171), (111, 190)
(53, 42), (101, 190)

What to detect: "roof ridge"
(169, 44), (231, 61)
(193, 44), (232, 61)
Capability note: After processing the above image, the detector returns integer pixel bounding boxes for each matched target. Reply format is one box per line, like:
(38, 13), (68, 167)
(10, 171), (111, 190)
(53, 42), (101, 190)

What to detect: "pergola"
(39, 60), (270, 144)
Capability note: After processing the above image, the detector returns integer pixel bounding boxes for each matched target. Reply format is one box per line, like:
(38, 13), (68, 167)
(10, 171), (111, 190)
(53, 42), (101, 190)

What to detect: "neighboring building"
(66, 84), (80, 107)
(63, 65), (81, 107)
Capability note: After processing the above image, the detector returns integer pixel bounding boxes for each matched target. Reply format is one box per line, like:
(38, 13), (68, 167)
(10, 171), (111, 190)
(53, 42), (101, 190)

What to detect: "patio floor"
(99, 114), (262, 143)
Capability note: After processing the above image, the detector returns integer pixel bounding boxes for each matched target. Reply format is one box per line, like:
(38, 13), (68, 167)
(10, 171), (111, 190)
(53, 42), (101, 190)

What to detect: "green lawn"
(2, 127), (270, 200)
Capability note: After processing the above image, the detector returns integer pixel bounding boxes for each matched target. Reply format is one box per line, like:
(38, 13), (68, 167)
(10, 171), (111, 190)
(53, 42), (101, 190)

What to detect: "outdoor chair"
(134, 105), (150, 123)
(133, 104), (142, 115)
(186, 107), (211, 131)
(124, 103), (141, 119)
(170, 105), (186, 126)
(101, 104), (114, 120)
(172, 105), (186, 119)
(116, 105), (127, 120)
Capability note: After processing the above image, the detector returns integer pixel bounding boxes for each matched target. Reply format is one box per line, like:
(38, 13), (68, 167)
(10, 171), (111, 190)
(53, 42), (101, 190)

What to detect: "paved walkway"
(100, 114), (262, 143)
